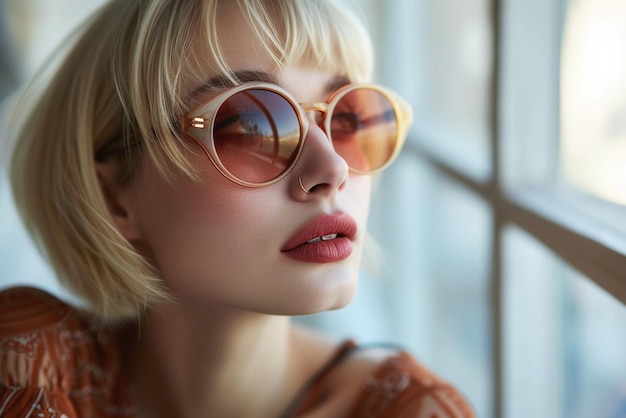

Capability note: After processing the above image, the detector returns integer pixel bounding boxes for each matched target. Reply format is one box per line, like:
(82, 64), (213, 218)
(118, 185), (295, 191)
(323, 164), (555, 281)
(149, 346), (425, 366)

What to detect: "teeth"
(307, 233), (338, 244)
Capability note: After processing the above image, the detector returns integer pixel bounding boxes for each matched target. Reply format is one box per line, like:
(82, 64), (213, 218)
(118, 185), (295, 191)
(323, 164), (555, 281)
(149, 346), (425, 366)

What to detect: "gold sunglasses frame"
(182, 81), (413, 188)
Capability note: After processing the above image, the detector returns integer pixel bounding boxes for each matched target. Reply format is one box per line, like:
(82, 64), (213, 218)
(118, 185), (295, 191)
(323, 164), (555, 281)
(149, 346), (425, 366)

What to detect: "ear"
(95, 159), (144, 241)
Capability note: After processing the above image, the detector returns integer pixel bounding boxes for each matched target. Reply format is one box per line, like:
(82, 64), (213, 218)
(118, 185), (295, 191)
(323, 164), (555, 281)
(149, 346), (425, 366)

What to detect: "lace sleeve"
(0, 287), (80, 417)
(0, 287), (135, 418)
(0, 386), (79, 417)
(348, 353), (476, 418)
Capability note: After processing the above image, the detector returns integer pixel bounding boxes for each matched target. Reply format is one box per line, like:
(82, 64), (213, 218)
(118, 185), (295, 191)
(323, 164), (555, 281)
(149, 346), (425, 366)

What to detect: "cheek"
(125, 157), (374, 311)
(349, 174), (373, 224)
(168, 191), (259, 242)
(128, 163), (278, 291)
(130, 167), (306, 304)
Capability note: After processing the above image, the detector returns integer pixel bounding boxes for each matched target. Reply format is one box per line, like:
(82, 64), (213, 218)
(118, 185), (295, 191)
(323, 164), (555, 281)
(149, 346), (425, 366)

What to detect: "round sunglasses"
(182, 82), (413, 187)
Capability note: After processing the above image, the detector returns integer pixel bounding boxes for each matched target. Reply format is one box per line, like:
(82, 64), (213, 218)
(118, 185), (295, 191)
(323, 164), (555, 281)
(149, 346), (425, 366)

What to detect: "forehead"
(214, 2), (278, 73)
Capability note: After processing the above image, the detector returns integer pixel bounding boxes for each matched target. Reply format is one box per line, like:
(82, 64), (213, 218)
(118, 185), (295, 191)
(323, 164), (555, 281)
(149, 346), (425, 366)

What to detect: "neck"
(130, 303), (300, 418)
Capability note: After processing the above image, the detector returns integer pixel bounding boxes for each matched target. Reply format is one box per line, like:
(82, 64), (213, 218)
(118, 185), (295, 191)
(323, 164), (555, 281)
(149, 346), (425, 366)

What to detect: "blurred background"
(2, 0), (626, 417)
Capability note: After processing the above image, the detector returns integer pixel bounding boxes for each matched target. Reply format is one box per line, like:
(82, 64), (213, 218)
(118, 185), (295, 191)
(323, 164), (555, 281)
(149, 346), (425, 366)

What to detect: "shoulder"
(345, 348), (476, 418)
(0, 287), (130, 416)
(0, 287), (81, 415)
(0, 286), (75, 338)
(290, 329), (475, 418)
(0, 286), (94, 390)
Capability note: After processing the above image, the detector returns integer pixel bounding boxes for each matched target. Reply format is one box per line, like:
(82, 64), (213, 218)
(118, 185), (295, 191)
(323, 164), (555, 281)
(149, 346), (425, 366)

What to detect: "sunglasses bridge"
(299, 102), (333, 130)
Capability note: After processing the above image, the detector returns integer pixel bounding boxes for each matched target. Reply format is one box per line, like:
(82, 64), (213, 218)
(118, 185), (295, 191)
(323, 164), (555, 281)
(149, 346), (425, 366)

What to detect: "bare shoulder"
(289, 324), (394, 368)
(286, 326), (389, 417)
(327, 341), (406, 402)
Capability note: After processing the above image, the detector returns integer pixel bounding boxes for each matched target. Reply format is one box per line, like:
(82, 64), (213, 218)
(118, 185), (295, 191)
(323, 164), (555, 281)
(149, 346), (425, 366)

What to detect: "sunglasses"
(181, 82), (413, 187)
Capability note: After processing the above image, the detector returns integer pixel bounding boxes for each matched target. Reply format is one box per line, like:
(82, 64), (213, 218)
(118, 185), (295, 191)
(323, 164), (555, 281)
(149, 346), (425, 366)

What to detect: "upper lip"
(281, 213), (358, 252)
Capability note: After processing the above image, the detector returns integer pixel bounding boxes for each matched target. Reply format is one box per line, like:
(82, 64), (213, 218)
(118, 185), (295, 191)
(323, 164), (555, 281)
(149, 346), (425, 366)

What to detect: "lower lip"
(282, 237), (353, 263)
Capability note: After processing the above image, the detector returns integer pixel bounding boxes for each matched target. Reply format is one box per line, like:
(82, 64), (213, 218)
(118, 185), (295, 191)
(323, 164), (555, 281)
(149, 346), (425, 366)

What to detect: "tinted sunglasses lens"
(213, 89), (301, 183)
(330, 88), (398, 172)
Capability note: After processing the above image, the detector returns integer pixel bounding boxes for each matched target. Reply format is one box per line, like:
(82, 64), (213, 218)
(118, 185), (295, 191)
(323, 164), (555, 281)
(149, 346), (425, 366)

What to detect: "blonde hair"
(9, 0), (374, 324)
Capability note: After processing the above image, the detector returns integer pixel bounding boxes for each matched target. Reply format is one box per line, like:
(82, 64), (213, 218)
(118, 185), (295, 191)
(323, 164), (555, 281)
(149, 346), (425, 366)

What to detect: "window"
(346, 0), (626, 417)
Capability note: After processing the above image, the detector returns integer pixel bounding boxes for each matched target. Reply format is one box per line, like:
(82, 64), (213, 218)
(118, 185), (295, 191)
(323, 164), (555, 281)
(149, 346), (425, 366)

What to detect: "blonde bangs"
(275, 0), (374, 83)
(241, 0), (372, 83)
(191, 0), (373, 88)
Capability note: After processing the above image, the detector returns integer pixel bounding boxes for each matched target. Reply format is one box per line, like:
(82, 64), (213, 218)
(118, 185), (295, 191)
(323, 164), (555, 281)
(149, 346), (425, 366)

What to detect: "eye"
(331, 99), (365, 132)
(330, 112), (361, 135)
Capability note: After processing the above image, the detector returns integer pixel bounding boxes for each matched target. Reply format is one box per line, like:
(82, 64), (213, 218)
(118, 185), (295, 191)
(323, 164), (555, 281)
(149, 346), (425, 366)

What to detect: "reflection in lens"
(330, 89), (398, 172)
(213, 89), (301, 183)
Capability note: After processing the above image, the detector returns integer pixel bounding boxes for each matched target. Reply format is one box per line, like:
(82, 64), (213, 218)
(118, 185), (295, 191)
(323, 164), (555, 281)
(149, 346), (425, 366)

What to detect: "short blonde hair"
(9, 0), (374, 324)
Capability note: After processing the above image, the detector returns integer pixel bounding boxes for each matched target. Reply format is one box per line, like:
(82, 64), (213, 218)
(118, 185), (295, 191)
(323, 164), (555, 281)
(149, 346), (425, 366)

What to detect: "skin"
(97, 3), (387, 417)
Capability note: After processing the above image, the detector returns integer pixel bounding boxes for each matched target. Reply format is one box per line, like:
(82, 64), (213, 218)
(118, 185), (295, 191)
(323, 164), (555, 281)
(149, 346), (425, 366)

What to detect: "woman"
(0, 0), (475, 416)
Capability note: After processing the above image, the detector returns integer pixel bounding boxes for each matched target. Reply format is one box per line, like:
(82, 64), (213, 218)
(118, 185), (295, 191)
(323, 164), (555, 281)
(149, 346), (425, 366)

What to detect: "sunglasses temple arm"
(394, 94), (414, 143)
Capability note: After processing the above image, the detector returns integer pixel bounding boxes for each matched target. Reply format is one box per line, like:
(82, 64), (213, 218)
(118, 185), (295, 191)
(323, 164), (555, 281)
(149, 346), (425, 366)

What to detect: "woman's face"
(121, 4), (373, 315)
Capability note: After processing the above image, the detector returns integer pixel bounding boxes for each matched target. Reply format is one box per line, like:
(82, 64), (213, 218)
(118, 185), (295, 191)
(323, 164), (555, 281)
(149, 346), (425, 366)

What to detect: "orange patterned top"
(0, 287), (475, 417)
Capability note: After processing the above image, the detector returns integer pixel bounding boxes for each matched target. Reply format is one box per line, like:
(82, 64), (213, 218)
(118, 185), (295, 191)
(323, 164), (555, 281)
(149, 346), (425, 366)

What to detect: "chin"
(295, 275), (359, 316)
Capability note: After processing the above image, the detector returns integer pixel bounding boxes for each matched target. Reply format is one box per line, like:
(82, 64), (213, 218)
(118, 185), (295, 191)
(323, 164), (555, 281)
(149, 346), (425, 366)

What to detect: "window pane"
(560, 0), (626, 205)
(504, 226), (626, 418)
(420, 0), (492, 147)
(420, 166), (492, 417)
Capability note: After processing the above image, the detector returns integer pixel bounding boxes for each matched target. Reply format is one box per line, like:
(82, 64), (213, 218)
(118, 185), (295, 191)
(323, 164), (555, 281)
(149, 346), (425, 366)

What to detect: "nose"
(300, 102), (327, 126)
(292, 113), (349, 197)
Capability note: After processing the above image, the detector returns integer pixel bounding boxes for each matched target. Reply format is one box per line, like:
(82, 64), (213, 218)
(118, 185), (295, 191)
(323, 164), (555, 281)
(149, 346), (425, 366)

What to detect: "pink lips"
(281, 213), (358, 263)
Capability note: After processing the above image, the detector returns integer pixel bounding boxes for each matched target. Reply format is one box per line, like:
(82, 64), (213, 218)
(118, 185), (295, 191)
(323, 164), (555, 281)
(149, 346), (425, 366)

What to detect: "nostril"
(307, 184), (324, 193)
(306, 173), (348, 194)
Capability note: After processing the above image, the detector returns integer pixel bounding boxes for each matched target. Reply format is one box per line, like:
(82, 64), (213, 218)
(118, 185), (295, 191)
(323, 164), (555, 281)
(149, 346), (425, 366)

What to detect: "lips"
(281, 213), (358, 263)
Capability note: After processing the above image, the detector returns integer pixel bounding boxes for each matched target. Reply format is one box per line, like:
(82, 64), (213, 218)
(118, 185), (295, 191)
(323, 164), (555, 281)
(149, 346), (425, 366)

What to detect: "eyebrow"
(188, 71), (277, 102)
(207, 70), (278, 88)
(325, 75), (351, 93)
(188, 71), (352, 106)
(206, 71), (350, 91)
